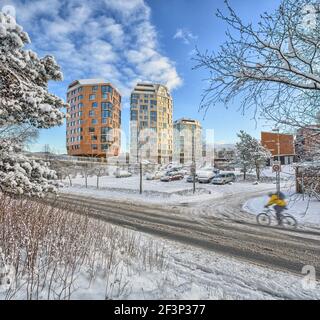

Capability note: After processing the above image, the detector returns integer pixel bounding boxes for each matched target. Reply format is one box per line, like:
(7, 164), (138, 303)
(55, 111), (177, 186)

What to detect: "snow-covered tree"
(235, 131), (271, 181)
(195, 0), (320, 131)
(0, 12), (65, 196)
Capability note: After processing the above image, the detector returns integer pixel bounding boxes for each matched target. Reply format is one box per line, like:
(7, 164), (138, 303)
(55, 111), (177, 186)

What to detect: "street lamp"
(192, 125), (196, 194)
(272, 128), (281, 195)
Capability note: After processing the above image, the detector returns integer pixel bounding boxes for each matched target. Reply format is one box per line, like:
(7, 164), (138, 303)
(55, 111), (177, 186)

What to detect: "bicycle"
(256, 208), (298, 229)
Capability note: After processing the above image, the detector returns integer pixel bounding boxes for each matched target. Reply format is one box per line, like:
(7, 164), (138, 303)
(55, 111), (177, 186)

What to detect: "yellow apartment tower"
(130, 83), (173, 164)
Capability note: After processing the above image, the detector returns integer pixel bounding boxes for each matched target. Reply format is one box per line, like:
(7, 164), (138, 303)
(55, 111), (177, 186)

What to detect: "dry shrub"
(0, 194), (167, 300)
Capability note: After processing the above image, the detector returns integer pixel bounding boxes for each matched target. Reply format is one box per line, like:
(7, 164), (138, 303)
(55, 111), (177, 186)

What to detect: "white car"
(145, 171), (163, 180)
(197, 168), (219, 184)
(114, 170), (132, 178)
(212, 172), (236, 185)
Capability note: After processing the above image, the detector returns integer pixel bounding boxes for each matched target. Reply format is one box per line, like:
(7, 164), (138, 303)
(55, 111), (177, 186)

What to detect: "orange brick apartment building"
(66, 79), (121, 158)
(261, 132), (295, 165)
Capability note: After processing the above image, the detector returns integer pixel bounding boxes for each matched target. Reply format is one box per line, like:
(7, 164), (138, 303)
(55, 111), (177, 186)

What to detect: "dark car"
(160, 172), (184, 182)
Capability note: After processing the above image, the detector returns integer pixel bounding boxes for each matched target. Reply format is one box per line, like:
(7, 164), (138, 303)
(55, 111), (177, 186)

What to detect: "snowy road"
(47, 192), (320, 279)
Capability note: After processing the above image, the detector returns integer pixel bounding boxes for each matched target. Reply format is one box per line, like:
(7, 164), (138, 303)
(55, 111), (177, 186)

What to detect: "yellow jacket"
(267, 194), (287, 207)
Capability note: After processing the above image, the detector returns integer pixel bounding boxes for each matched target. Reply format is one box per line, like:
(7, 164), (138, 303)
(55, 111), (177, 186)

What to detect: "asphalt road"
(46, 192), (320, 278)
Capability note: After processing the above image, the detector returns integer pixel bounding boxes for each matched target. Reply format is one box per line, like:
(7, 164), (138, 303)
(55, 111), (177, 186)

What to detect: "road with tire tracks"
(46, 191), (320, 279)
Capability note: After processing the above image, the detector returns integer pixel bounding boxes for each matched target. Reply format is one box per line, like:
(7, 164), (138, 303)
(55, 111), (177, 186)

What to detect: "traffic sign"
(272, 162), (281, 173)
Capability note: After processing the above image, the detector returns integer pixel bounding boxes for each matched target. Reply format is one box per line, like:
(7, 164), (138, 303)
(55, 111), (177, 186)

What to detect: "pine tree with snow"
(235, 131), (271, 181)
(0, 12), (65, 197)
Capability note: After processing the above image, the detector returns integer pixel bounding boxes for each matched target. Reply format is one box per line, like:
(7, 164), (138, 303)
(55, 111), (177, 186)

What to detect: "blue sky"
(4, 0), (281, 153)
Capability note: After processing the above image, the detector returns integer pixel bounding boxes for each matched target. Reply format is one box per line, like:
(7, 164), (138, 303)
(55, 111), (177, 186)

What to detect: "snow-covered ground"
(61, 175), (275, 205)
(243, 193), (320, 226)
(28, 230), (320, 300)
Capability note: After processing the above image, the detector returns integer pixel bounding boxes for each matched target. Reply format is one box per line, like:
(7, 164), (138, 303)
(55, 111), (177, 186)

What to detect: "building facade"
(261, 131), (295, 165)
(66, 79), (121, 158)
(295, 125), (320, 161)
(173, 118), (202, 164)
(130, 83), (173, 164)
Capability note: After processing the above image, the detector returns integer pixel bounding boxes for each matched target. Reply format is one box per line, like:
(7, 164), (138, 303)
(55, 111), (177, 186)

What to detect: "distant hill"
(214, 143), (235, 150)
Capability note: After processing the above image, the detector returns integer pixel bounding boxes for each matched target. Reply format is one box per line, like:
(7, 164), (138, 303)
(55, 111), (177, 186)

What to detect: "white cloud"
(174, 28), (198, 45)
(10, 0), (182, 96)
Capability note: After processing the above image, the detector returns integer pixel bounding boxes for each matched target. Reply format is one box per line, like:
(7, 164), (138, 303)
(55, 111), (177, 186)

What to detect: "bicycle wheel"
(256, 213), (271, 226)
(281, 215), (297, 229)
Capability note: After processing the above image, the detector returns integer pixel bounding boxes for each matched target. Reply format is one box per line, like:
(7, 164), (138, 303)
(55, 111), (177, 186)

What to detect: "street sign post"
(272, 161), (281, 195)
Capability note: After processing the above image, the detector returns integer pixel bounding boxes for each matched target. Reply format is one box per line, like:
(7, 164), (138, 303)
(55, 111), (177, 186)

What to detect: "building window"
(102, 93), (108, 100)
(89, 127), (95, 133)
(150, 111), (157, 122)
(78, 103), (83, 108)
(92, 102), (98, 108)
(101, 85), (113, 94)
(92, 85), (98, 92)
(140, 105), (148, 111)
(89, 94), (96, 101)
(78, 95), (83, 100)
(92, 119), (98, 125)
(78, 87), (83, 92)
(89, 110), (95, 117)
(91, 144), (98, 150)
(131, 110), (138, 121)
(101, 144), (109, 151)
(102, 118), (108, 124)
(102, 110), (112, 118)
(91, 135), (97, 141)
(101, 102), (113, 110)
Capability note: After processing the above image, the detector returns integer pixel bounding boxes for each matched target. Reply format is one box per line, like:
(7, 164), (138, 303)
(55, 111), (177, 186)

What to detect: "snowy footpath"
(243, 194), (320, 227)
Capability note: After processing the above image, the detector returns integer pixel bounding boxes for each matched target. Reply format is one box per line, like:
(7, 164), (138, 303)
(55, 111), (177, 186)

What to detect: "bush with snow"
(0, 12), (65, 196)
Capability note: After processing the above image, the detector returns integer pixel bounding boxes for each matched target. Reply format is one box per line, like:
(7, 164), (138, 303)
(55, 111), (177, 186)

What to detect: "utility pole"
(192, 125), (196, 194)
(272, 128), (281, 196)
(140, 161), (143, 195)
(136, 124), (143, 195)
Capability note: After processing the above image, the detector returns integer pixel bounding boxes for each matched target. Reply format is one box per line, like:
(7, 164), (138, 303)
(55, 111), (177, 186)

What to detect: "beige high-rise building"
(173, 118), (202, 164)
(130, 83), (173, 164)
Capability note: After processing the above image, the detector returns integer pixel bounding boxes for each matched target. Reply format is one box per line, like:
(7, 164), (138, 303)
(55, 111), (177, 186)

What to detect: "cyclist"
(265, 192), (288, 225)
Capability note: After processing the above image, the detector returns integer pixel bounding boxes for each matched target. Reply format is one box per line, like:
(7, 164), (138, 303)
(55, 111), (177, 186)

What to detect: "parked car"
(114, 170), (132, 178)
(186, 174), (198, 183)
(146, 171), (163, 180)
(160, 172), (184, 182)
(198, 168), (219, 184)
(212, 172), (236, 185)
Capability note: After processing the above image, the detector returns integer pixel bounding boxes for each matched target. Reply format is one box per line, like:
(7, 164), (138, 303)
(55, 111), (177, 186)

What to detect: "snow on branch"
(194, 0), (320, 128)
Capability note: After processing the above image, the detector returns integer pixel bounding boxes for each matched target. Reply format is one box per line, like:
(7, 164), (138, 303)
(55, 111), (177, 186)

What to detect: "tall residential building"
(130, 83), (173, 164)
(261, 131), (295, 165)
(173, 118), (202, 164)
(66, 79), (121, 158)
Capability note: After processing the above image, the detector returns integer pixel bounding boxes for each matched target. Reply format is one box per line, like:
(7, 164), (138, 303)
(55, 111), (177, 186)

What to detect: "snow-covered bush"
(0, 12), (65, 196)
(0, 139), (58, 196)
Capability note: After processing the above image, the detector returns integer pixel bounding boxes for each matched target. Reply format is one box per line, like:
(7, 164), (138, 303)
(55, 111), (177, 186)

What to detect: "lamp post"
(192, 125), (196, 194)
(272, 128), (281, 195)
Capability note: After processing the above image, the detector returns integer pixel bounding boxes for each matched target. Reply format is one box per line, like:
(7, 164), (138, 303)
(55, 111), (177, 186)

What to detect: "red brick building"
(66, 79), (121, 158)
(261, 132), (295, 165)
